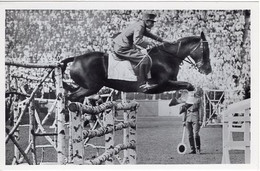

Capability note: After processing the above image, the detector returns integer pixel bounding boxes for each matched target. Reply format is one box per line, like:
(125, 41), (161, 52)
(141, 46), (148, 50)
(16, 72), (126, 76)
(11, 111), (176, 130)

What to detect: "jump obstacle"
(68, 100), (138, 164)
(221, 99), (251, 164)
(5, 61), (138, 165)
(6, 61), (66, 165)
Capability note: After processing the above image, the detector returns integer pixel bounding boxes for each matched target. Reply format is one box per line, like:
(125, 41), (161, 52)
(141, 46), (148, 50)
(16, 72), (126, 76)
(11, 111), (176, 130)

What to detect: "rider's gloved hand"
(140, 48), (148, 55)
(163, 39), (172, 44)
(145, 41), (157, 49)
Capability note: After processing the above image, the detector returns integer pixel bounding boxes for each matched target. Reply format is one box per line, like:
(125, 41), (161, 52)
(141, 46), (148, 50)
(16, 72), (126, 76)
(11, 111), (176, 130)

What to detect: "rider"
(113, 13), (171, 91)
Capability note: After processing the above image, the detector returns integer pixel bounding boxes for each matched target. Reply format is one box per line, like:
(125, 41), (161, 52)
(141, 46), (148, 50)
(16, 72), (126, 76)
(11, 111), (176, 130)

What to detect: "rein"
(157, 44), (195, 65)
(154, 40), (208, 70)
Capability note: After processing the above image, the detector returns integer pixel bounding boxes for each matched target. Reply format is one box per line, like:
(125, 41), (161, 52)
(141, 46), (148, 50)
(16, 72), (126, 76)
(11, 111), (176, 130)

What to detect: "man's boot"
(195, 137), (201, 154)
(188, 137), (196, 154)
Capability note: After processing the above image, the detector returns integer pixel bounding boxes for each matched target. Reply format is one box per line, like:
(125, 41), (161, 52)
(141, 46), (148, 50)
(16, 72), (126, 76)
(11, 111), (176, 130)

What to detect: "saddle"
(107, 52), (138, 81)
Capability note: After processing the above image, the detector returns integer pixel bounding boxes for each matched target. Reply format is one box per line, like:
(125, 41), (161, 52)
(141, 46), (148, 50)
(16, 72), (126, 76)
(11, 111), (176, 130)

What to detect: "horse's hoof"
(68, 94), (77, 102)
(169, 98), (179, 106)
(187, 84), (195, 91)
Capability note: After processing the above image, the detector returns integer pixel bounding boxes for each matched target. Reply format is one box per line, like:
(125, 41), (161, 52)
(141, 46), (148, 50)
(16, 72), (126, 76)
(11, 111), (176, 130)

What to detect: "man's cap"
(194, 87), (203, 97)
(142, 13), (157, 22)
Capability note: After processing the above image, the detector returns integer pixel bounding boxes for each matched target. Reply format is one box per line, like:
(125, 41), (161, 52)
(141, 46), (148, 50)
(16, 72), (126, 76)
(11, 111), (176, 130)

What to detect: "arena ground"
(5, 116), (245, 165)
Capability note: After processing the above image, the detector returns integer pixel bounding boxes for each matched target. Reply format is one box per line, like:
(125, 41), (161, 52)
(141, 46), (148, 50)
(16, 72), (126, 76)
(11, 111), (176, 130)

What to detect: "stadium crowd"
(5, 10), (250, 103)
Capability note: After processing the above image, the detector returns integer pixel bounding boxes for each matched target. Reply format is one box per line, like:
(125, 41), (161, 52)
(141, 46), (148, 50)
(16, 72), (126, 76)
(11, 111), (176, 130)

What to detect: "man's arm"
(198, 98), (204, 126)
(180, 103), (192, 114)
(133, 24), (145, 45)
(188, 100), (200, 112)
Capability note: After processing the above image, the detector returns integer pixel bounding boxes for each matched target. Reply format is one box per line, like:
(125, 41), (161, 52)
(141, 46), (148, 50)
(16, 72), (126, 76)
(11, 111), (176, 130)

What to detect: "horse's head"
(189, 32), (212, 75)
(154, 32), (212, 75)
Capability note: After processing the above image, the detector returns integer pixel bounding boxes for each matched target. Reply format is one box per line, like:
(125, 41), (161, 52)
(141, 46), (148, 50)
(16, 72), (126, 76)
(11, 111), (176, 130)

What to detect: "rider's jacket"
(113, 20), (163, 49)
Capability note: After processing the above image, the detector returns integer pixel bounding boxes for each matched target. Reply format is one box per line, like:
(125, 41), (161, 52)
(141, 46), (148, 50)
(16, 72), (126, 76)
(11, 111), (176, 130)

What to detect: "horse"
(60, 31), (212, 102)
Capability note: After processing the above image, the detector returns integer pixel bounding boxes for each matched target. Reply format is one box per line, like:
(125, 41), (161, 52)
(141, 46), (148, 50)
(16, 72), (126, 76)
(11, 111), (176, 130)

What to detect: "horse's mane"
(176, 36), (200, 44)
(147, 35), (202, 57)
(156, 36), (201, 50)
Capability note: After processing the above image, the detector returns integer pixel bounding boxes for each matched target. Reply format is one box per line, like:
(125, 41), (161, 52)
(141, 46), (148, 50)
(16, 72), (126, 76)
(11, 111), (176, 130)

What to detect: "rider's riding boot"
(195, 137), (201, 154)
(139, 64), (157, 92)
(189, 137), (196, 154)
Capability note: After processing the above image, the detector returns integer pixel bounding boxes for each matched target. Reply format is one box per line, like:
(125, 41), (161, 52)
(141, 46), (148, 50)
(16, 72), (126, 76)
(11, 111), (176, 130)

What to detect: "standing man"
(113, 12), (171, 91)
(180, 88), (203, 154)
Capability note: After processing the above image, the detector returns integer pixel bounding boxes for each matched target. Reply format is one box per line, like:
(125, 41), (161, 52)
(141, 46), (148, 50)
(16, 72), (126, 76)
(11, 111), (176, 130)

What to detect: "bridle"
(188, 40), (209, 69)
(155, 39), (208, 71)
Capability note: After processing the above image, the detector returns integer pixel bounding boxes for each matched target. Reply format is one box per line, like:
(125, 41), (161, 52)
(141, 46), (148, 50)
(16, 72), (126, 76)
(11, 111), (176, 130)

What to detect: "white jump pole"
(121, 92), (130, 163)
(55, 67), (66, 164)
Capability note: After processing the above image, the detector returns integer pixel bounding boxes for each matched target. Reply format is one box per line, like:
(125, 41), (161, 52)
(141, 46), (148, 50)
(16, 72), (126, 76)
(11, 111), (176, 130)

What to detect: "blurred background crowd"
(5, 10), (251, 103)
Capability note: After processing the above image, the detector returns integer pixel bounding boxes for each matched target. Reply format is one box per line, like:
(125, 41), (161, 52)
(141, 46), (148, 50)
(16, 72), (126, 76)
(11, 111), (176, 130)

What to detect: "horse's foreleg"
(141, 80), (194, 94)
(163, 81), (194, 107)
(167, 80), (195, 91)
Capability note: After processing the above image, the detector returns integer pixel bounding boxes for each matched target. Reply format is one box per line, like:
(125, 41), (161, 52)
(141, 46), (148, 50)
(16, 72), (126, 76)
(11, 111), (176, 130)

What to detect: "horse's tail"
(59, 56), (75, 75)
(52, 56), (79, 93)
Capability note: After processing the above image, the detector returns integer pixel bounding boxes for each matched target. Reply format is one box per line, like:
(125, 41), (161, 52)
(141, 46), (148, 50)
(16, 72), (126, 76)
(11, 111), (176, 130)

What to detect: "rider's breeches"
(114, 43), (151, 78)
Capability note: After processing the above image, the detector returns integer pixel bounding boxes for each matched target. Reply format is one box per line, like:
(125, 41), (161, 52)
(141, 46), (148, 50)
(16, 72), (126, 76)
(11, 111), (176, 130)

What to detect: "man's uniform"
(181, 93), (203, 154)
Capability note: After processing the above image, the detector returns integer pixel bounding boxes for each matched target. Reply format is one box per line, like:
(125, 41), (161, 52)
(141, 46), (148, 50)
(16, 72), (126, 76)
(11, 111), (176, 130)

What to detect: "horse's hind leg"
(69, 87), (101, 102)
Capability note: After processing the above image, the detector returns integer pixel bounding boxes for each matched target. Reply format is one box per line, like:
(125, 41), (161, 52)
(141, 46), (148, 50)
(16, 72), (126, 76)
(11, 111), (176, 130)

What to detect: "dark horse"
(60, 32), (212, 101)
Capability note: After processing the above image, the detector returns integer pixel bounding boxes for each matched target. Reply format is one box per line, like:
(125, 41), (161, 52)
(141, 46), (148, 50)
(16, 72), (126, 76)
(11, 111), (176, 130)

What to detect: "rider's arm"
(144, 30), (164, 42)
(133, 24), (152, 48)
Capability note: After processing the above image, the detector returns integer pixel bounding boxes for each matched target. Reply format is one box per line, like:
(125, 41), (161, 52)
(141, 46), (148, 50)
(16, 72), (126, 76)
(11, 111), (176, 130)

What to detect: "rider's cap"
(142, 13), (157, 22)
